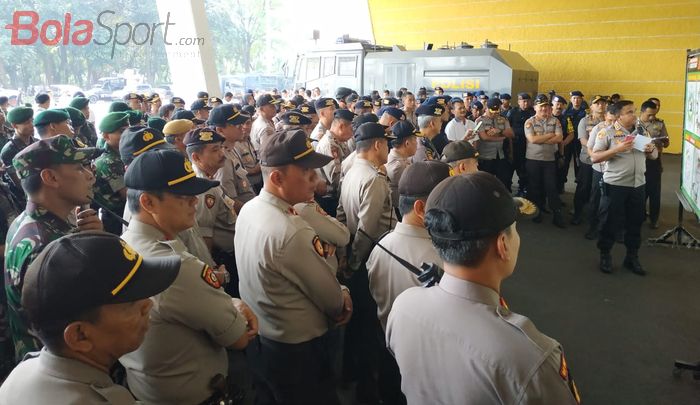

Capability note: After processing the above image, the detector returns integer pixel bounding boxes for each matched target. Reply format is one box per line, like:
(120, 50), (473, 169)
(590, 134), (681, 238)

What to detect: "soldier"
(476, 98), (514, 189)
(310, 97), (338, 145)
(507, 92), (535, 197)
(441, 140), (480, 176)
(572, 95), (607, 225)
(162, 119), (194, 153)
(386, 120), (420, 211)
(209, 104), (256, 211)
(34, 93), (51, 112)
(147, 116), (167, 132)
(445, 97), (477, 143)
(236, 129), (352, 404)
(5, 135), (102, 362)
(337, 122), (397, 403)
(524, 94), (565, 228)
(185, 128), (239, 297)
(0, 110), (12, 150)
(0, 232), (180, 404)
(591, 100), (658, 275)
(638, 100), (670, 229)
(388, 172), (581, 405)
(315, 109), (355, 217)
(93, 112), (131, 235)
(413, 103), (444, 161)
(33, 109), (74, 140)
(1, 107), (35, 204)
(120, 148), (256, 404)
(191, 99), (212, 123)
(250, 94), (280, 151)
(68, 97), (98, 147)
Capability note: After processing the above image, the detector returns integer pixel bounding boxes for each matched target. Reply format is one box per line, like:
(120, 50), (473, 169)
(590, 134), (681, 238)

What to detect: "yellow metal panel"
(368, 0), (700, 152)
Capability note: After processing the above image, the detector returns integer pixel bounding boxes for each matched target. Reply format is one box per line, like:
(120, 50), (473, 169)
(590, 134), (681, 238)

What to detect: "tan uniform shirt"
(234, 137), (263, 187)
(216, 146), (255, 204)
(338, 158), (397, 270)
(366, 222), (441, 331)
(592, 121), (658, 187)
(385, 149), (412, 208)
(250, 115), (274, 151)
(0, 349), (136, 404)
(295, 200), (351, 272)
(524, 116), (561, 161)
(121, 219), (248, 405)
(310, 122), (329, 144)
(316, 132), (350, 196)
(235, 190), (345, 344)
(387, 274), (581, 405)
(194, 166), (237, 253)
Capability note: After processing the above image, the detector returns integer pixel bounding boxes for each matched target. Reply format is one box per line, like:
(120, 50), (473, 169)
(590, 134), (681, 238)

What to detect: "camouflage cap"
(13, 135), (102, 179)
(64, 107), (86, 128)
(6, 106), (33, 124)
(33, 109), (70, 127)
(99, 112), (130, 134)
(69, 97), (90, 110)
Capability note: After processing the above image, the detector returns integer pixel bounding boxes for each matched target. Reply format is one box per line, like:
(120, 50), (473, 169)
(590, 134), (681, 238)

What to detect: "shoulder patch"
(205, 194), (215, 209)
(597, 130), (607, 139)
(312, 235), (324, 257)
(559, 352), (569, 380)
(201, 265), (221, 289)
(525, 121), (533, 129)
(315, 203), (328, 216)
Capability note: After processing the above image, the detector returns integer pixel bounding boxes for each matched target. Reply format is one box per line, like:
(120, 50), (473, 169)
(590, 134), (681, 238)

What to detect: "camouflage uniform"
(93, 146), (126, 234)
(3, 135), (100, 362)
(78, 121), (99, 147)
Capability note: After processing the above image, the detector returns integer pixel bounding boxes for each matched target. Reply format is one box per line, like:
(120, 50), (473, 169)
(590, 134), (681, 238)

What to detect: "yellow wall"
(368, 0), (700, 153)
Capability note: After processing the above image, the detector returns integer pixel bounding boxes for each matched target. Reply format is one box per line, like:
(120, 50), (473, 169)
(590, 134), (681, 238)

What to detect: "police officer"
(311, 98), (338, 145)
(591, 100), (658, 275)
(524, 94), (565, 227)
(442, 140), (480, 176)
(337, 122), (396, 402)
(500, 93), (513, 116)
(93, 112), (130, 235)
(162, 118), (194, 153)
(0, 232), (180, 404)
(120, 148), (256, 404)
(476, 98), (514, 188)
(386, 121), (420, 211)
(5, 135), (102, 362)
(552, 95), (575, 193)
(388, 172), (581, 405)
(316, 109), (355, 217)
(638, 100), (670, 229)
(563, 90), (588, 185)
(367, 160), (449, 405)
(414, 103), (444, 161)
(572, 95), (607, 225)
(584, 104), (617, 240)
(209, 104), (256, 210)
(191, 99), (212, 123)
(250, 95), (279, 152)
(507, 92), (535, 196)
(69, 97), (98, 147)
(401, 91), (418, 127)
(170, 96), (186, 110)
(233, 109), (264, 194)
(235, 129), (352, 404)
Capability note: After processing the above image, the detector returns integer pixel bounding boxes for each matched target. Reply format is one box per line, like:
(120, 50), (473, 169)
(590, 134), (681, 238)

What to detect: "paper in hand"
(632, 135), (653, 152)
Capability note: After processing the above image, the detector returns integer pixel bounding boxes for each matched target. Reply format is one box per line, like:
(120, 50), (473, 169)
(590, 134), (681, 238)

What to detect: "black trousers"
(645, 158), (662, 224)
(246, 334), (340, 405)
(479, 157), (512, 192)
(597, 183), (645, 254)
(573, 162), (593, 218)
(588, 170), (603, 230)
(511, 139), (528, 193)
(560, 142), (581, 189)
(377, 334), (406, 405)
(342, 267), (381, 401)
(212, 248), (239, 298)
(525, 159), (561, 212)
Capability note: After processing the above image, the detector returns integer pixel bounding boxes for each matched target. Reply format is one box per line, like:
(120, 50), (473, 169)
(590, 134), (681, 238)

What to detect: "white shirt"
(445, 117), (476, 142)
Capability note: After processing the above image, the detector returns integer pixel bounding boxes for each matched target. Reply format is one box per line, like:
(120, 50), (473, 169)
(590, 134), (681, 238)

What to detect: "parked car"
(111, 84), (153, 101)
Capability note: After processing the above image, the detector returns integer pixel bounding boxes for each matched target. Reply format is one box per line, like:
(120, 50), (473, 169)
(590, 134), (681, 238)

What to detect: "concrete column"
(154, 0), (219, 104)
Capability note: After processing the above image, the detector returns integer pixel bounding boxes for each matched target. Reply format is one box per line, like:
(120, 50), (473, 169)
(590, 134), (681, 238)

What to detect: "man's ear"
(268, 168), (285, 188)
(495, 231), (510, 262)
(413, 199), (426, 220)
(63, 321), (95, 354)
(39, 168), (59, 189)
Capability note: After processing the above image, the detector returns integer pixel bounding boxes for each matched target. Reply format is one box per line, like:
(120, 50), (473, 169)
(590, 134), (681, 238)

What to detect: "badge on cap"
(324, 99), (335, 107)
(184, 159), (193, 173)
(289, 115), (300, 124)
(199, 131), (214, 142)
(312, 236), (324, 257)
(205, 194), (215, 209)
(437, 99), (446, 105)
(300, 106), (309, 114)
(143, 131), (154, 142)
(201, 265), (221, 289)
(434, 107), (443, 115)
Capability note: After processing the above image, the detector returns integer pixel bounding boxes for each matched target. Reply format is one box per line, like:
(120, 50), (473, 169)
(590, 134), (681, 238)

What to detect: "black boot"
(600, 252), (613, 274)
(623, 254), (647, 276)
(584, 228), (598, 240)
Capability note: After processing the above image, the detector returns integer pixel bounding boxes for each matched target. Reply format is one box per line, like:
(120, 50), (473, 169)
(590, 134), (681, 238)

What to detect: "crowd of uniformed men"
(0, 83), (669, 404)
